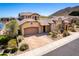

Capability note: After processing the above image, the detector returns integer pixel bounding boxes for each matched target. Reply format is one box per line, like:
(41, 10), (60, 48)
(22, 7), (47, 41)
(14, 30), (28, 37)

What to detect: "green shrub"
(0, 53), (8, 56)
(63, 31), (70, 37)
(52, 32), (57, 38)
(48, 32), (57, 38)
(19, 44), (29, 51)
(8, 39), (17, 48)
(48, 32), (53, 35)
(0, 35), (10, 44)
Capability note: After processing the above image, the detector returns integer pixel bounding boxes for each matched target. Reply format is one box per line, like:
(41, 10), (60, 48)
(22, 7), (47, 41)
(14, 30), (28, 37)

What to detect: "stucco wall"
(21, 21), (42, 35)
(50, 23), (56, 32)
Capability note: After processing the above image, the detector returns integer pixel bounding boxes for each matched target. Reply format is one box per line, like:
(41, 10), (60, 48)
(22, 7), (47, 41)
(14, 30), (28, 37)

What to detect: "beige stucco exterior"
(20, 21), (42, 35)
(18, 12), (55, 36)
(50, 23), (56, 32)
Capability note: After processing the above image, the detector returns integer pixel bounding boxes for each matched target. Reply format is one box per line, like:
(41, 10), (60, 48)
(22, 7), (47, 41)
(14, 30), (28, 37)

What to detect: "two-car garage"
(24, 27), (39, 36)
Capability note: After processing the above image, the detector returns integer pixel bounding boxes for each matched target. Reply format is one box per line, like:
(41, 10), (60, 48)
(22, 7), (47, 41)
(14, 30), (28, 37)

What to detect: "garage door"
(24, 27), (39, 36)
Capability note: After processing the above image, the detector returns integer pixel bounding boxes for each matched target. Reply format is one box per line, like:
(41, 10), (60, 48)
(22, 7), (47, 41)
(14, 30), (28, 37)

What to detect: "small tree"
(5, 20), (19, 38)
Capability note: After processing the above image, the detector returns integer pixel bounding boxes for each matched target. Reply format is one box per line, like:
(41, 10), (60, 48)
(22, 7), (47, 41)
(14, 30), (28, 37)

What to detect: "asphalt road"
(43, 38), (79, 56)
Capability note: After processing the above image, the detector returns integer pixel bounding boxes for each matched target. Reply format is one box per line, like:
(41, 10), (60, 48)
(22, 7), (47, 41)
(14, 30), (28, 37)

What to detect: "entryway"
(43, 26), (46, 32)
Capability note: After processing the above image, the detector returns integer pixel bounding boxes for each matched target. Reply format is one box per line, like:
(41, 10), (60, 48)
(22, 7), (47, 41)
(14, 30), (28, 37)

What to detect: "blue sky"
(0, 3), (79, 17)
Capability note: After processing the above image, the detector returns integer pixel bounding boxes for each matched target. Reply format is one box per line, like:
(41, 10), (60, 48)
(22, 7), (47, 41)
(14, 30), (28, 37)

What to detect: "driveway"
(21, 34), (53, 50)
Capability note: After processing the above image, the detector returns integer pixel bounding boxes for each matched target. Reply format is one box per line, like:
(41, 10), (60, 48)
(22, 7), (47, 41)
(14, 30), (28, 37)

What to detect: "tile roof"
(37, 19), (54, 25)
(17, 18), (54, 26)
(17, 19), (36, 25)
(19, 12), (33, 16)
(19, 12), (40, 16)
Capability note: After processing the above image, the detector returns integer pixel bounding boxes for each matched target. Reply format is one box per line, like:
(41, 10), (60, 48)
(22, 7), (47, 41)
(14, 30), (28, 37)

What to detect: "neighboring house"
(0, 17), (16, 24)
(17, 12), (55, 36)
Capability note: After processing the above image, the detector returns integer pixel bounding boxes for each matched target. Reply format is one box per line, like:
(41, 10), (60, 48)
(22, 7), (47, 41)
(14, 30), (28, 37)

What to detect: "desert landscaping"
(0, 5), (79, 56)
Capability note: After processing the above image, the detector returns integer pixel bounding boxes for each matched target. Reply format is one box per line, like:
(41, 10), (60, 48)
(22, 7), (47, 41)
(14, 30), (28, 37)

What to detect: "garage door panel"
(24, 27), (38, 35)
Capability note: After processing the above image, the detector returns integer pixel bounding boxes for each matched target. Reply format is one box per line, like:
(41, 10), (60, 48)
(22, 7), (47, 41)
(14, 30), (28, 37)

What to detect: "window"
(32, 16), (35, 19)
(28, 16), (31, 18)
(26, 16), (27, 18)
(35, 16), (37, 20)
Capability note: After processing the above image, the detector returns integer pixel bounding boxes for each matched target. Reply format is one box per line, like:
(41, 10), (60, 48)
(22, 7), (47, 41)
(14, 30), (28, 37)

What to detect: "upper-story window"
(28, 16), (31, 18)
(25, 16), (31, 19)
(32, 16), (38, 20)
(35, 16), (38, 20)
(26, 16), (28, 18)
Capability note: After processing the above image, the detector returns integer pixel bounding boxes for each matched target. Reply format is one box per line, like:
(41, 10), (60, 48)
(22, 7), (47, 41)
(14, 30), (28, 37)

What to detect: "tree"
(5, 20), (19, 38)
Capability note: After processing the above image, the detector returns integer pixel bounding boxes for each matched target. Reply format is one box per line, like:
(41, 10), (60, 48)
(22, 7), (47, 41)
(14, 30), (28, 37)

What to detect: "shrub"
(48, 32), (53, 35)
(19, 44), (29, 51)
(3, 49), (11, 53)
(76, 25), (79, 28)
(0, 35), (10, 44)
(63, 31), (70, 37)
(48, 32), (57, 38)
(69, 27), (76, 32)
(75, 20), (79, 26)
(71, 29), (76, 32)
(52, 32), (57, 38)
(8, 39), (17, 48)
(10, 48), (18, 54)
(1, 45), (7, 49)
(0, 53), (8, 56)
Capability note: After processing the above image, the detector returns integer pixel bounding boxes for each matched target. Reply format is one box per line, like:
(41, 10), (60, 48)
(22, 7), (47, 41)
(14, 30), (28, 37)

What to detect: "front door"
(43, 26), (46, 32)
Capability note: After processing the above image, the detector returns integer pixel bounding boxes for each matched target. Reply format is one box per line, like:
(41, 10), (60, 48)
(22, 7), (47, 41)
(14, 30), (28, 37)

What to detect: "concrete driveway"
(22, 34), (53, 50)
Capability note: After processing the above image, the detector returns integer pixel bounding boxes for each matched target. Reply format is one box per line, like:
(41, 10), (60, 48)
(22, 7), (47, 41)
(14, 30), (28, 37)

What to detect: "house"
(16, 12), (79, 36)
(17, 12), (55, 36)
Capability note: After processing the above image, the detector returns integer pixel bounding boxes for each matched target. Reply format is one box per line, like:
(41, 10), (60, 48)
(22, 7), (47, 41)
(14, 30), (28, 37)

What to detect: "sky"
(0, 3), (79, 17)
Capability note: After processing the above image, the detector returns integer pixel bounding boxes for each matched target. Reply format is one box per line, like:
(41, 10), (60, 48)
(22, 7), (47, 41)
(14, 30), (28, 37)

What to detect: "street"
(43, 38), (79, 56)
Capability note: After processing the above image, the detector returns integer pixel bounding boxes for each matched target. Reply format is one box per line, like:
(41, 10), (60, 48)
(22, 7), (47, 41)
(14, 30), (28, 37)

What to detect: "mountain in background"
(49, 6), (79, 17)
